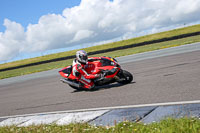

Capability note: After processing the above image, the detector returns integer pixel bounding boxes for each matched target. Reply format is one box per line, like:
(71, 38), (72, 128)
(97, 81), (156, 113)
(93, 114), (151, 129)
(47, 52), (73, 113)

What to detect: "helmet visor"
(79, 54), (88, 63)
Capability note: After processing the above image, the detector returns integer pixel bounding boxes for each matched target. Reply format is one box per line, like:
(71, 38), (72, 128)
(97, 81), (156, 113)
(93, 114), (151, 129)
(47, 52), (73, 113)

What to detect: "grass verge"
(0, 117), (200, 133)
(0, 24), (200, 79)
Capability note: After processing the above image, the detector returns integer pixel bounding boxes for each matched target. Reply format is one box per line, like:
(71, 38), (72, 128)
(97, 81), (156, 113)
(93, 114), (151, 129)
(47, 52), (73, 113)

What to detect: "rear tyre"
(117, 70), (133, 84)
(69, 84), (83, 91)
(69, 83), (95, 91)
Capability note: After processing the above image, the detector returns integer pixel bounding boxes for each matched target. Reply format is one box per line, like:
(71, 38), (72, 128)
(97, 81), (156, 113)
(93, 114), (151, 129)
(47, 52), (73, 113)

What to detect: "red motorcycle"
(59, 56), (133, 90)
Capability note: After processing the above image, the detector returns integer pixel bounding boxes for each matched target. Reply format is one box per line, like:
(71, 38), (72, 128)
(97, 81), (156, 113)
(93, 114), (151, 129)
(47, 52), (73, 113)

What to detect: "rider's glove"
(94, 74), (100, 78)
(95, 74), (103, 78)
(97, 73), (104, 81)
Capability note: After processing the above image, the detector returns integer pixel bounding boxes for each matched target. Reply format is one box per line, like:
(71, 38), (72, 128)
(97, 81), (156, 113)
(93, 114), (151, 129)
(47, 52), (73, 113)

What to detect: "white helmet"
(76, 50), (88, 64)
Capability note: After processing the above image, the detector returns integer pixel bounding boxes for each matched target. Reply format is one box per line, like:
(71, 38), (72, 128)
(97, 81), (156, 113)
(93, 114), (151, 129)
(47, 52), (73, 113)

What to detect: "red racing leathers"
(72, 59), (99, 89)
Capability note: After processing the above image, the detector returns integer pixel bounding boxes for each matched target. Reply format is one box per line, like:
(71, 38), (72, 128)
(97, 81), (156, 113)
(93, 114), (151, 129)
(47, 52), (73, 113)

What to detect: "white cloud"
(72, 30), (94, 42)
(0, 19), (26, 60)
(0, 0), (200, 62)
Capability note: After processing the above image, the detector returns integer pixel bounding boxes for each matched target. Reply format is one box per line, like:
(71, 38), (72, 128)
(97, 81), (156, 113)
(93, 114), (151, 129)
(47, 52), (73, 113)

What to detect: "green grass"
(0, 24), (200, 79)
(0, 117), (200, 133)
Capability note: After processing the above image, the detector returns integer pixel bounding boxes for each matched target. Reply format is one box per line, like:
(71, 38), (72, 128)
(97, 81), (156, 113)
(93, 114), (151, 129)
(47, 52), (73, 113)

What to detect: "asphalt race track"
(0, 43), (200, 117)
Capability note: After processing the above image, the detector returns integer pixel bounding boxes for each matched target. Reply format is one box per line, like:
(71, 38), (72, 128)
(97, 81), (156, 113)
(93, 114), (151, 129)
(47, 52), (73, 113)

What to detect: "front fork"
(114, 69), (126, 82)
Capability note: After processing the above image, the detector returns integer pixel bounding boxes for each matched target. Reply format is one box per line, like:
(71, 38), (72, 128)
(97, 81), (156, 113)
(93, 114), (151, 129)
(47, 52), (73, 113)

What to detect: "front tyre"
(117, 70), (133, 84)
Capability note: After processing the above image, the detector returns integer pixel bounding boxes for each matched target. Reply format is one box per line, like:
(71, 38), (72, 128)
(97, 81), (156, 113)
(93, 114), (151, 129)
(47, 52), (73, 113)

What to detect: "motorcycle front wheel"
(117, 70), (133, 84)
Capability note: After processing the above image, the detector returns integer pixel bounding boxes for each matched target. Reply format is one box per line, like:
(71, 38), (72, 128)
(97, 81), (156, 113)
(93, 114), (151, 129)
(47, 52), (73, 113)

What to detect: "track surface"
(0, 44), (200, 117)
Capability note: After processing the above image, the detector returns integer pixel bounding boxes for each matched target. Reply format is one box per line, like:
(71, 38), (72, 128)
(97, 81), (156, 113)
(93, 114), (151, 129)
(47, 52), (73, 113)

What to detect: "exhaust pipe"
(60, 78), (80, 88)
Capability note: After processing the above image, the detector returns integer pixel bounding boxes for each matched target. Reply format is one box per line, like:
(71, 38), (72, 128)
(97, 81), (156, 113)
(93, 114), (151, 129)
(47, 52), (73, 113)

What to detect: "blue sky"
(0, 0), (200, 64)
(0, 0), (81, 32)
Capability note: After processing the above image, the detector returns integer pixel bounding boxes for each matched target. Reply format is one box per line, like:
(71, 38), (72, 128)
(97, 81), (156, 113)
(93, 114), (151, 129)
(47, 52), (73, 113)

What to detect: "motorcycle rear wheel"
(69, 84), (95, 91)
(69, 84), (82, 90)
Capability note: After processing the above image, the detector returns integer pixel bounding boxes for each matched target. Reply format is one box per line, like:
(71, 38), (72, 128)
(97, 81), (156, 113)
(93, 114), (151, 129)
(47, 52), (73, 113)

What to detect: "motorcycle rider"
(72, 50), (100, 89)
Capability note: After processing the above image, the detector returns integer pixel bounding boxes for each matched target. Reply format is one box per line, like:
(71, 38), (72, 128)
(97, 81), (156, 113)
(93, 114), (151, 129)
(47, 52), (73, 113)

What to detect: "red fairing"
(73, 63), (98, 79)
(59, 56), (122, 89)
(59, 66), (69, 78)
(59, 66), (76, 80)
